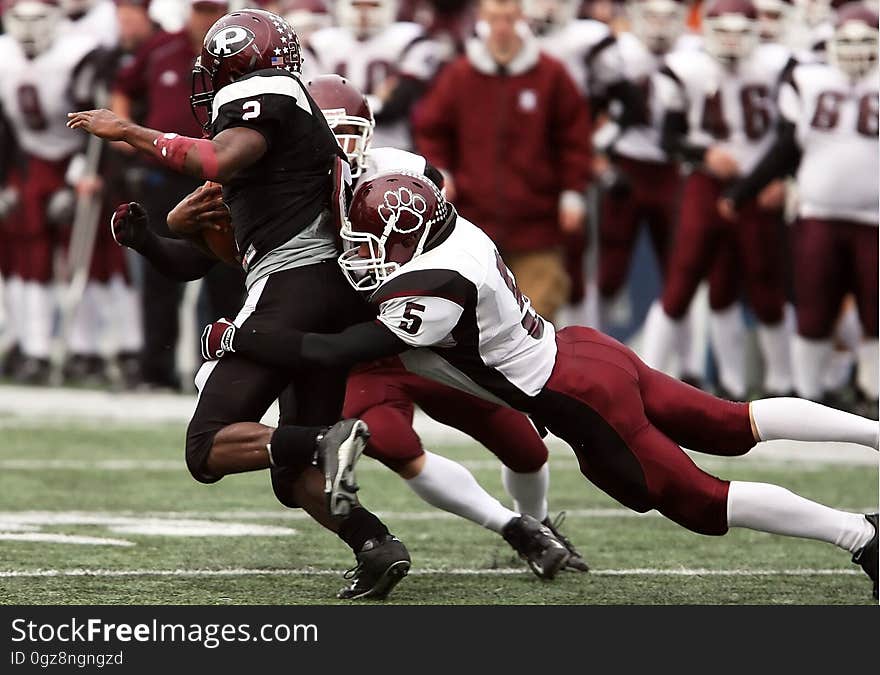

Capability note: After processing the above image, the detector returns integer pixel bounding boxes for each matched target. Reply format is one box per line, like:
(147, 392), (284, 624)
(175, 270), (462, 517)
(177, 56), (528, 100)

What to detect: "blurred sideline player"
(205, 170), (879, 599)
(306, 0), (444, 149)
(69, 8), (413, 600)
(142, 74), (586, 577)
(642, 0), (794, 400)
(0, 0), (131, 384)
(591, 0), (704, 383)
(721, 3), (879, 416)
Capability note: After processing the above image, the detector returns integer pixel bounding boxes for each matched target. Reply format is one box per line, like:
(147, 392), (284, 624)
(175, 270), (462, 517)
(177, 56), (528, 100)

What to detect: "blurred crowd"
(0, 0), (877, 417)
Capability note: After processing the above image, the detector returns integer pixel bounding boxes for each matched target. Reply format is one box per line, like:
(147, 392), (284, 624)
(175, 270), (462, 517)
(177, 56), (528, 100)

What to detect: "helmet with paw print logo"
(339, 171), (453, 292)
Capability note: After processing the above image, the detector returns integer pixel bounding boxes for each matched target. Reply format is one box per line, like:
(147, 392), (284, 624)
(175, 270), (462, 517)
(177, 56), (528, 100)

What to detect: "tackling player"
(205, 170), (879, 600)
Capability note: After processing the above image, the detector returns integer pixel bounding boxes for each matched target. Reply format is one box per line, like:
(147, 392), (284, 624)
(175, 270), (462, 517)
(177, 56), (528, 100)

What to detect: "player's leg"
(706, 234), (749, 400)
(414, 379), (588, 571)
(849, 221), (879, 414)
(344, 363), (573, 577)
(792, 218), (845, 401)
(597, 181), (640, 330)
(642, 173), (719, 371)
(630, 422), (877, 597)
(634, 347), (879, 451)
(286, 365), (411, 600)
(343, 365), (518, 533)
(738, 205), (792, 397)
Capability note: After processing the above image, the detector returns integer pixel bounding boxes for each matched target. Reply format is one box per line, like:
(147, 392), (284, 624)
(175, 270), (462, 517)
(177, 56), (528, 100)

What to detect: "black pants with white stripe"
(186, 260), (373, 504)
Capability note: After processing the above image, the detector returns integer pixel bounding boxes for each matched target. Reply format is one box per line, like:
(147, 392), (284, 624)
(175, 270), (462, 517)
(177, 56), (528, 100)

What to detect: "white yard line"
(0, 567), (861, 579)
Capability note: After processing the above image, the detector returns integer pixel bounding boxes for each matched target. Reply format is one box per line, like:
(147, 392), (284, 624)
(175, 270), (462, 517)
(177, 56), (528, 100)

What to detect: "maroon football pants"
(1, 158), (128, 283)
(533, 326), (756, 535)
(343, 356), (549, 474)
(793, 218), (878, 339)
(661, 171), (786, 323)
(598, 157), (680, 299)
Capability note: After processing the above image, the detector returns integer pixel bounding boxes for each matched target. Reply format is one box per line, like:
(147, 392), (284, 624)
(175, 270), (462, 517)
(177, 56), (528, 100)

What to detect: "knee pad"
(184, 422), (222, 485)
(270, 465), (306, 509)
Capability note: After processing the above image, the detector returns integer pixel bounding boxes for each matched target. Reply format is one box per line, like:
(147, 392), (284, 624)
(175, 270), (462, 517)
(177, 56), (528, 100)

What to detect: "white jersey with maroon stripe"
(612, 32), (669, 163)
(307, 21), (439, 148)
(361, 146), (428, 183)
(0, 32), (98, 161)
(371, 216), (558, 408)
(779, 63), (878, 225)
(656, 42), (793, 173)
(536, 18), (622, 97)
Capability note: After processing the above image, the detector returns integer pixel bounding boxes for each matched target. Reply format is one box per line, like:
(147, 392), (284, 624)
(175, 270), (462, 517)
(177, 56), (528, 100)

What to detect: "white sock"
(836, 302), (862, 352)
(69, 281), (103, 356)
(6, 276), (24, 345)
(599, 286), (630, 331)
(641, 301), (683, 372)
(751, 397), (879, 449)
(757, 320), (793, 394)
(727, 481), (874, 553)
(709, 305), (747, 399)
(856, 339), (879, 400)
(824, 349), (856, 392)
(792, 335), (833, 400)
(501, 463), (549, 522)
(110, 276), (143, 353)
(404, 451), (517, 533)
(21, 282), (54, 359)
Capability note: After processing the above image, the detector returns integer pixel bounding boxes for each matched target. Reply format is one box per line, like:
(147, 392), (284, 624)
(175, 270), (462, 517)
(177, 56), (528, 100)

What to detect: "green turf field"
(0, 418), (876, 605)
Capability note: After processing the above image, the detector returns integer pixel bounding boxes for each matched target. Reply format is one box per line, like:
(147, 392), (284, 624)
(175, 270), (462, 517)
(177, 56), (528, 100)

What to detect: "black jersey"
(210, 68), (342, 268)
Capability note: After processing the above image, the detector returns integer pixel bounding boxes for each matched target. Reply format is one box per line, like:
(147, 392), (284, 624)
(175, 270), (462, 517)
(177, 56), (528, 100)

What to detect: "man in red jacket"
(413, 0), (592, 323)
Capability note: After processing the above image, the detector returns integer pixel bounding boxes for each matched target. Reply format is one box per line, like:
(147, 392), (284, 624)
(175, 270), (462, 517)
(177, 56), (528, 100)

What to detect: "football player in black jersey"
(68, 9), (409, 601)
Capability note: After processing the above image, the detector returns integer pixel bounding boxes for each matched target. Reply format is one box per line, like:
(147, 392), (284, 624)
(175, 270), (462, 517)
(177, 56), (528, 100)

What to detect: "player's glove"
(201, 318), (236, 361)
(111, 201), (150, 249)
(0, 186), (20, 220)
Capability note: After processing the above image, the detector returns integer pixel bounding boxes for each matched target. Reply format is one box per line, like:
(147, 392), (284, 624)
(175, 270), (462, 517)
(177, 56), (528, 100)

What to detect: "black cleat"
(337, 535), (411, 600)
(542, 512), (589, 572)
(318, 419), (370, 517)
(502, 515), (570, 580)
(852, 513), (878, 600)
(14, 357), (51, 386)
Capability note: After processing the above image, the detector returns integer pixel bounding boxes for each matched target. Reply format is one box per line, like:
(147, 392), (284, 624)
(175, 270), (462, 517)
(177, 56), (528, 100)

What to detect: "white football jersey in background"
(655, 42), (793, 173)
(779, 63), (879, 224)
(0, 32), (99, 161)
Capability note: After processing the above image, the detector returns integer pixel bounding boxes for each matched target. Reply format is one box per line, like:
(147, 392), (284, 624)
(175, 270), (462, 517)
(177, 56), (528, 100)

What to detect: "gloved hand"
(110, 201), (150, 249)
(201, 318), (236, 361)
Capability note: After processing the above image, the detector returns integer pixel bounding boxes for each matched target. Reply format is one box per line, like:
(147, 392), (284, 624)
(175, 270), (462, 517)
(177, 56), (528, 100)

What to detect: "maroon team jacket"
(413, 33), (592, 253)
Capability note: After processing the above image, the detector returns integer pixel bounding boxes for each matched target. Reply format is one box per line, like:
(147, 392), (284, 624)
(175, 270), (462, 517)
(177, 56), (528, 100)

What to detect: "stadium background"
(0, 0), (876, 605)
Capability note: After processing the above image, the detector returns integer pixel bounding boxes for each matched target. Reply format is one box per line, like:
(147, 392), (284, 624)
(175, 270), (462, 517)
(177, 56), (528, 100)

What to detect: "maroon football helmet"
(190, 8), (302, 131)
(307, 74), (375, 177)
(339, 172), (451, 291)
(703, 0), (760, 62)
(828, 3), (879, 79)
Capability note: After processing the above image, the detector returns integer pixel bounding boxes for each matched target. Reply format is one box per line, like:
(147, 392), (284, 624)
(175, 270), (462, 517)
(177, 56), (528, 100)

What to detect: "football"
(199, 226), (239, 267)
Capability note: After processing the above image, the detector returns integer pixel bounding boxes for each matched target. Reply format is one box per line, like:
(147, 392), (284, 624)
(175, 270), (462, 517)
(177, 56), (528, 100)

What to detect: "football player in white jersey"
(592, 1), (692, 347)
(307, 0), (443, 148)
(0, 0), (105, 383)
(58, 0), (119, 48)
(643, 0), (795, 401)
(522, 0), (623, 97)
(204, 170), (879, 600)
(722, 3), (879, 415)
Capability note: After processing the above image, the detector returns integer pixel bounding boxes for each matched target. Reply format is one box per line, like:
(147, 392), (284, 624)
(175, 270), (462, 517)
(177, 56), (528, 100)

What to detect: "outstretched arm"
(202, 319), (408, 368)
(67, 109), (266, 183)
(112, 202), (217, 282)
